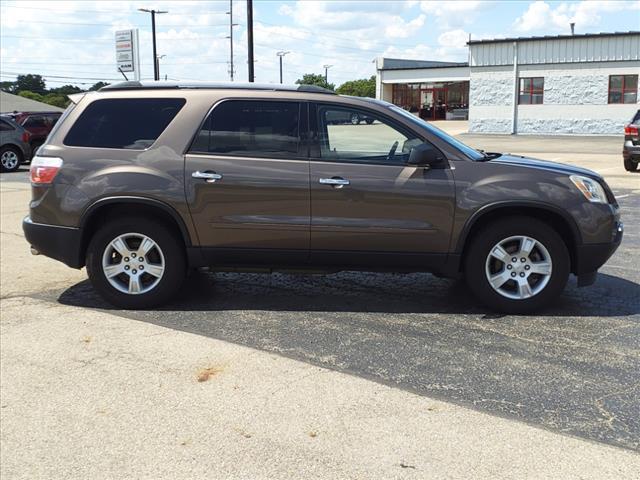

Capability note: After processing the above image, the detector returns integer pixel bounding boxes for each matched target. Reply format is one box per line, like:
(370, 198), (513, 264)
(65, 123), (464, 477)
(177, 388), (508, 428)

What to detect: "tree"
(18, 90), (69, 108)
(14, 74), (46, 94)
(295, 73), (335, 91)
(49, 84), (83, 95)
(88, 81), (110, 91)
(18, 90), (45, 102)
(0, 81), (16, 93)
(336, 76), (376, 98)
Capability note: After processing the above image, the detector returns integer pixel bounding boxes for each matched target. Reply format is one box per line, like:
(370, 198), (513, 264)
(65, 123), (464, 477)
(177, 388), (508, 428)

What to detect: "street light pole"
(226, 0), (238, 81)
(276, 51), (289, 84)
(323, 64), (333, 84)
(247, 0), (254, 82)
(138, 8), (167, 81)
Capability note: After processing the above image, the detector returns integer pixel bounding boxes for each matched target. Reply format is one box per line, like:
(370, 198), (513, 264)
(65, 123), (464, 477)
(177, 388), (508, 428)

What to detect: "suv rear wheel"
(464, 217), (569, 313)
(624, 157), (638, 172)
(86, 218), (186, 309)
(1, 146), (22, 172)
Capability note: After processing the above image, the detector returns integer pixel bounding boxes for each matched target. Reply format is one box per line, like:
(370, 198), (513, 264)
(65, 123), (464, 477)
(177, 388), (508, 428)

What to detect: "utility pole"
(138, 8), (167, 81)
(276, 51), (289, 84)
(226, 0), (237, 81)
(323, 64), (333, 84)
(247, 0), (254, 82)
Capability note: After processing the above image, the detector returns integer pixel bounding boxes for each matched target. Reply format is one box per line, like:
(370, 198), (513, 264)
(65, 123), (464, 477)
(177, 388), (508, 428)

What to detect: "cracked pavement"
(1, 130), (639, 478)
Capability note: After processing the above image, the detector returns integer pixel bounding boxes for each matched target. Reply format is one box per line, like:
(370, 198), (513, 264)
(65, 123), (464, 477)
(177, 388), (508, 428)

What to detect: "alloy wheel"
(485, 235), (552, 300)
(1, 151), (19, 170)
(101, 232), (165, 295)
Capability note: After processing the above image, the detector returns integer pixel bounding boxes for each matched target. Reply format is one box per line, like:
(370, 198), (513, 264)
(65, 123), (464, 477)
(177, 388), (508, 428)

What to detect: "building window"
(608, 75), (638, 104)
(519, 77), (544, 104)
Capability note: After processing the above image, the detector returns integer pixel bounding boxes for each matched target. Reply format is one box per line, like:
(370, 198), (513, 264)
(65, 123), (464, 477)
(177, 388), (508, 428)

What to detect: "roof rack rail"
(99, 81), (336, 94)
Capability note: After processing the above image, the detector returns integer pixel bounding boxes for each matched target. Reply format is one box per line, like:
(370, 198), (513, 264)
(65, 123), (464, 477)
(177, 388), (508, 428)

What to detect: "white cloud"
(385, 14), (426, 39)
(513, 0), (640, 33)
(438, 29), (469, 48)
(419, 1), (487, 27)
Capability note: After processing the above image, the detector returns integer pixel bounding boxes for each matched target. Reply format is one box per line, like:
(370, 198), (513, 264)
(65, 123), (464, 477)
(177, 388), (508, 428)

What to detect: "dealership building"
(375, 31), (639, 134)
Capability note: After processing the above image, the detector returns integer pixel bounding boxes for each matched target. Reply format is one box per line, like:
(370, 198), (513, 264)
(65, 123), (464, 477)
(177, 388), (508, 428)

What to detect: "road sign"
(115, 29), (140, 80)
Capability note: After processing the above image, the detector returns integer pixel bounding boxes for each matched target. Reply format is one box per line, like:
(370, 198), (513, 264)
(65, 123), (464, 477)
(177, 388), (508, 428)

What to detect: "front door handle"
(319, 177), (350, 188)
(192, 171), (223, 183)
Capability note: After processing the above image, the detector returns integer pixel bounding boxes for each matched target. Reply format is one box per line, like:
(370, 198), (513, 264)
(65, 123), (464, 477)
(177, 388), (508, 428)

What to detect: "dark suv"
(23, 82), (623, 312)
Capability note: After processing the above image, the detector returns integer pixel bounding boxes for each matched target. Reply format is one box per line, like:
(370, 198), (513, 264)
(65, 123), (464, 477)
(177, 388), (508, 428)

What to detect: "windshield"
(388, 105), (485, 161)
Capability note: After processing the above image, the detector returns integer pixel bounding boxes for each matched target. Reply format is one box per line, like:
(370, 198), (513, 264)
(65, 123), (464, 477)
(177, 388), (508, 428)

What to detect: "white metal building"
(376, 31), (640, 135)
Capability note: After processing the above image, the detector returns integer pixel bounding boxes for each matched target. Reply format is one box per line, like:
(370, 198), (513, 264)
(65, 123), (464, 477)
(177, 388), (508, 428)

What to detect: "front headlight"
(570, 175), (607, 204)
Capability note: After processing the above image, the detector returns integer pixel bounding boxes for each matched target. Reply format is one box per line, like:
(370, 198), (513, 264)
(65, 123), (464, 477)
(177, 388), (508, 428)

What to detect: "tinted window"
(315, 104), (425, 165)
(64, 98), (185, 149)
(191, 100), (301, 158)
(0, 120), (15, 131)
(24, 116), (47, 128)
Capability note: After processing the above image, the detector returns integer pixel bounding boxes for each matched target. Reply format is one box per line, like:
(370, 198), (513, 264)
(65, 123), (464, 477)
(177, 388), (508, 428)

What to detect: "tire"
(0, 145), (23, 173)
(623, 156), (638, 172)
(365, 118), (374, 125)
(86, 218), (186, 309)
(350, 113), (360, 125)
(464, 217), (570, 314)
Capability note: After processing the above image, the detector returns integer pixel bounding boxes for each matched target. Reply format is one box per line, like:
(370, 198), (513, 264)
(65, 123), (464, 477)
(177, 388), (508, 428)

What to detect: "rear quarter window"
(64, 98), (186, 149)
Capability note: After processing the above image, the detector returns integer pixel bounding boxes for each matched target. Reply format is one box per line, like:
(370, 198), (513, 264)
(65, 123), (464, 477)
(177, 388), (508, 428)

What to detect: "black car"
(623, 110), (639, 172)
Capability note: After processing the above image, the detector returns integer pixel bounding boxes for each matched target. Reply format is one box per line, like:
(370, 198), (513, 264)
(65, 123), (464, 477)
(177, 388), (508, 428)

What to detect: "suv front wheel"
(86, 218), (186, 309)
(464, 217), (570, 313)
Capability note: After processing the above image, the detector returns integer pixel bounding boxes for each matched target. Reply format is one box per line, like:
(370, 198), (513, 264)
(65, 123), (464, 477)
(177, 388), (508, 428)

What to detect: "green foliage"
(18, 90), (70, 108)
(295, 73), (335, 91)
(49, 84), (83, 95)
(15, 74), (46, 93)
(336, 76), (376, 98)
(0, 81), (16, 93)
(88, 81), (110, 91)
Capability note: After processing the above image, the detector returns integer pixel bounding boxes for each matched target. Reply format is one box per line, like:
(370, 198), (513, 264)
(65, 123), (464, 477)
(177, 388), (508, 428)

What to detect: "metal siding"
(470, 34), (640, 66)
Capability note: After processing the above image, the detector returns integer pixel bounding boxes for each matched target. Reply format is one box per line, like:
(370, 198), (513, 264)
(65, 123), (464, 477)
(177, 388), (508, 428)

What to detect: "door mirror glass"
(408, 143), (445, 167)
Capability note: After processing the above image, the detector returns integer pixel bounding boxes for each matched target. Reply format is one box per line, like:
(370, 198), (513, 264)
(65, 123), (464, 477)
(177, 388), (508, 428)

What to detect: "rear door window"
(24, 116), (47, 128)
(64, 98), (185, 149)
(190, 100), (302, 158)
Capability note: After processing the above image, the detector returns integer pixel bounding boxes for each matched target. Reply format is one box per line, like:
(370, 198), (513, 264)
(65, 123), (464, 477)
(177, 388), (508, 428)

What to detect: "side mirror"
(407, 143), (445, 168)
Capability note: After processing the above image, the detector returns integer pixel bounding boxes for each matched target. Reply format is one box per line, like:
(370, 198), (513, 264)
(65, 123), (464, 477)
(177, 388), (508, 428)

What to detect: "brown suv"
(23, 82), (623, 312)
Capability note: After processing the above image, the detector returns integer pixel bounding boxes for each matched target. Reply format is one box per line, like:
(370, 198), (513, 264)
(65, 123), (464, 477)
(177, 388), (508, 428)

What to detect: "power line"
(6, 19), (234, 27)
(0, 4), (228, 16)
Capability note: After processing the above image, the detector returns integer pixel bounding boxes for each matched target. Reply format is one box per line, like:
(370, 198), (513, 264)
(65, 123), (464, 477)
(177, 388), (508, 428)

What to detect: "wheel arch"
(456, 202), (582, 274)
(79, 197), (193, 267)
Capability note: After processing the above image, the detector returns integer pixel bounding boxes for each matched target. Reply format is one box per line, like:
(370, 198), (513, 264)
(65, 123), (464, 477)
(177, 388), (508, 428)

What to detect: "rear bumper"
(623, 141), (640, 160)
(22, 216), (83, 268)
(574, 221), (623, 286)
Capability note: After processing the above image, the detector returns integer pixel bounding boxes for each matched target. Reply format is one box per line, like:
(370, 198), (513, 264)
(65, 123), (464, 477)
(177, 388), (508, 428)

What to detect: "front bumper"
(22, 216), (83, 268)
(574, 221), (623, 286)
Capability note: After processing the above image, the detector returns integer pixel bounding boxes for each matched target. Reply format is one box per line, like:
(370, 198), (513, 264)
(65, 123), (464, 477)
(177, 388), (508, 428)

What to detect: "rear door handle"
(192, 171), (223, 183)
(319, 177), (350, 188)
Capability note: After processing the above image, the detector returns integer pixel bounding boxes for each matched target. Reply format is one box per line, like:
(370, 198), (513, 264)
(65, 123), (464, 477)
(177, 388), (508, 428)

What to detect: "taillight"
(30, 156), (63, 185)
(624, 124), (639, 135)
(21, 131), (30, 143)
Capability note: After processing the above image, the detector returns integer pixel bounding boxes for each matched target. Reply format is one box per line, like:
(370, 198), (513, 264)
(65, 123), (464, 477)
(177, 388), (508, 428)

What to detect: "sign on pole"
(115, 29), (140, 81)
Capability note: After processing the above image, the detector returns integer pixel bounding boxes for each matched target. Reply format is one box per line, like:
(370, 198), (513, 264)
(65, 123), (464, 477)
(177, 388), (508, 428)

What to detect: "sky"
(1, 0), (639, 89)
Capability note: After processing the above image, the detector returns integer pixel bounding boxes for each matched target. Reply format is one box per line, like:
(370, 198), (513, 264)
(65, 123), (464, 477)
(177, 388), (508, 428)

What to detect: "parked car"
(326, 109), (374, 125)
(0, 117), (31, 172)
(4, 111), (62, 152)
(623, 110), (639, 172)
(23, 82), (622, 312)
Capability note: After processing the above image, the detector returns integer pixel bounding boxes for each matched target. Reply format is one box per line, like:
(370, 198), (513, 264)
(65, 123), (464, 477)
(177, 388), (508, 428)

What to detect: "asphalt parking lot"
(1, 128), (639, 478)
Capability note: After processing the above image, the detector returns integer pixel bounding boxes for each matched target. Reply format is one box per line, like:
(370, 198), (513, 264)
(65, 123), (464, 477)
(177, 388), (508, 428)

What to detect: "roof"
(468, 30), (640, 45)
(100, 81), (336, 94)
(377, 58), (468, 71)
(0, 91), (65, 113)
